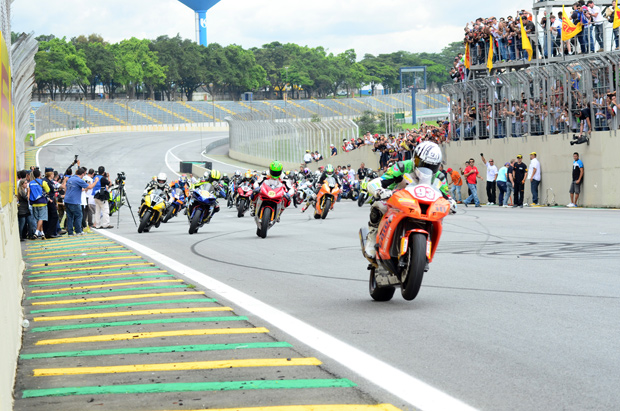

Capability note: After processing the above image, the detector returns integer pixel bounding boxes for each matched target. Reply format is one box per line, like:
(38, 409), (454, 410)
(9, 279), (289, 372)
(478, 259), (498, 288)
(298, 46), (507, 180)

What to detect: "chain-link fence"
(227, 118), (359, 164)
(444, 53), (620, 141)
(33, 92), (449, 136)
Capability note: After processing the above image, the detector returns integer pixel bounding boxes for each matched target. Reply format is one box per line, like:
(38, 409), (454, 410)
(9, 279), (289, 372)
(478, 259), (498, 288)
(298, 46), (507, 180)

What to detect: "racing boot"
(364, 224), (378, 263)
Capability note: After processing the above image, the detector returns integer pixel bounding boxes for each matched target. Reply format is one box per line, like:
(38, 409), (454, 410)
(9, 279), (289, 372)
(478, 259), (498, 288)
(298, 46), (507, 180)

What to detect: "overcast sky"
(11, 0), (532, 56)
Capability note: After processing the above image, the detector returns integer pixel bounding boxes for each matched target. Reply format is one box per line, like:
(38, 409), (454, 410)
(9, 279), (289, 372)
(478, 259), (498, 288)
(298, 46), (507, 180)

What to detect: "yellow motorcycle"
(138, 189), (167, 233)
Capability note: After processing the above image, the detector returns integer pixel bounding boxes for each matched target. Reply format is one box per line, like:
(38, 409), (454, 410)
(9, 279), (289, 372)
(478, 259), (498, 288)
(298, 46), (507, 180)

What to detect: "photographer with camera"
(93, 166), (113, 229)
(65, 167), (100, 236)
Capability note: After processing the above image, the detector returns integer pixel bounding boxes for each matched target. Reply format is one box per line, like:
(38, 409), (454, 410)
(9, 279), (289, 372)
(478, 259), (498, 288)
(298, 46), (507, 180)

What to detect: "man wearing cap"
(448, 167), (463, 203)
(528, 152), (541, 205)
(480, 153), (498, 205)
(330, 144), (338, 157)
(303, 150), (312, 164)
(512, 155), (528, 208)
(462, 158), (482, 207)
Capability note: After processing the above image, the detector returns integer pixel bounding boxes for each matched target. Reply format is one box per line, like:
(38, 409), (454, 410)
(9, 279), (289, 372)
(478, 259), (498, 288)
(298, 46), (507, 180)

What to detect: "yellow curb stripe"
(34, 307), (233, 322)
(27, 249), (132, 260)
(29, 270), (168, 283)
(26, 241), (116, 251)
(29, 263), (154, 274)
(30, 279), (184, 293)
(31, 291), (205, 305)
(35, 327), (269, 345)
(171, 405), (402, 411)
(27, 246), (124, 257)
(31, 256), (139, 267)
(33, 357), (321, 376)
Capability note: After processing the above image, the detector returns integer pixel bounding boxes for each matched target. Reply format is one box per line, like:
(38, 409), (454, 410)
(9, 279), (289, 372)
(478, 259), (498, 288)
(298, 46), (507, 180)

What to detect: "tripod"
(111, 179), (137, 228)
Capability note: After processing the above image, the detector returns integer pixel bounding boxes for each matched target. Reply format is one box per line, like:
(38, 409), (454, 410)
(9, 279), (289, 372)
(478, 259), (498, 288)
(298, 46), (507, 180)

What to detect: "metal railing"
(444, 52), (620, 141)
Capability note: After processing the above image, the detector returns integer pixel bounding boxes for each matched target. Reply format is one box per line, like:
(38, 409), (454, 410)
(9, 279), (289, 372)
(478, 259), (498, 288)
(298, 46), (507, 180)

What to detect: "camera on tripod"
(69, 155), (79, 168)
(116, 172), (126, 185)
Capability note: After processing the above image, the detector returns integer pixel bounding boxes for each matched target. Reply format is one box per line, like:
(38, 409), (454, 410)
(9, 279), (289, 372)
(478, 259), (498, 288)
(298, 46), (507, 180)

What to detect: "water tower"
(178, 0), (222, 46)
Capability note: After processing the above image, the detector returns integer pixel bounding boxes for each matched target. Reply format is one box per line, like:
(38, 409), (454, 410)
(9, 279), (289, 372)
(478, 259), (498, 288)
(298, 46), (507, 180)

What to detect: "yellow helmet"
(244, 171), (252, 179)
(210, 170), (221, 181)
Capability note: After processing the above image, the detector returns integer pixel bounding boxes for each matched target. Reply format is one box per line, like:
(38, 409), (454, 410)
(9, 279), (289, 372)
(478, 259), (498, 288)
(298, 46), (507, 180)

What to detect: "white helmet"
(203, 171), (210, 180)
(414, 141), (442, 173)
(156, 172), (167, 184)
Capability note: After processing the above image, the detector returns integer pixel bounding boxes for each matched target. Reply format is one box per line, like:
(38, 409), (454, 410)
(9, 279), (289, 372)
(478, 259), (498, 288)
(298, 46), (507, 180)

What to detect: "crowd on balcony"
(450, 0), (620, 81)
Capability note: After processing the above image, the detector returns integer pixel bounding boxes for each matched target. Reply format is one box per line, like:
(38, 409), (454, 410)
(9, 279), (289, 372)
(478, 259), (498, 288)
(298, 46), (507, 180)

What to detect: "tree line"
(29, 33), (464, 101)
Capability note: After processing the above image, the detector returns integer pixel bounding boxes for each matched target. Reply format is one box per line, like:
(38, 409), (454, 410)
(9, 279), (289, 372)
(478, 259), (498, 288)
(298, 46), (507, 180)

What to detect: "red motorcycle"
(254, 179), (287, 238)
(236, 182), (253, 218)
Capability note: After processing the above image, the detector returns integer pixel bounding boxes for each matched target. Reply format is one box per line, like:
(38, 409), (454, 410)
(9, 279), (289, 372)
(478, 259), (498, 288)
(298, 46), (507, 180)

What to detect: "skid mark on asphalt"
(15, 232), (402, 411)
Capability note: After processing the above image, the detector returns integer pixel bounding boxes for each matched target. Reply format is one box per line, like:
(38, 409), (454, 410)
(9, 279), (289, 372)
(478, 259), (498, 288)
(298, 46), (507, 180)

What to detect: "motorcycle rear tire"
(189, 209), (203, 234)
(369, 267), (395, 301)
(237, 200), (246, 218)
(138, 210), (151, 233)
(401, 233), (427, 301)
(358, 193), (367, 207)
(227, 196), (234, 209)
(162, 206), (174, 223)
(321, 198), (331, 219)
(258, 207), (271, 238)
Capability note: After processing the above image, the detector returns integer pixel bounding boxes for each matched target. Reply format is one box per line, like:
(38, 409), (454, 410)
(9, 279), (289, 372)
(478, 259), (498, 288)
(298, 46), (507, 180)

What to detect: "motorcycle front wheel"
(357, 193), (367, 207)
(189, 209), (203, 234)
(369, 267), (395, 301)
(237, 199), (246, 218)
(321, 198), (332, 219)
(162, 205), (174, 223)
(258, 207), (271, 238)
(401, 233), (427, 301)
(138, 210), (151, 233)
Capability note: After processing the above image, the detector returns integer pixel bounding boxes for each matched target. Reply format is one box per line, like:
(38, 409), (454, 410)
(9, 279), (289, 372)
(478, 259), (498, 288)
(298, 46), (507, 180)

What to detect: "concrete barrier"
(0, 201), (24, 411)
(444, 131), (619, 207)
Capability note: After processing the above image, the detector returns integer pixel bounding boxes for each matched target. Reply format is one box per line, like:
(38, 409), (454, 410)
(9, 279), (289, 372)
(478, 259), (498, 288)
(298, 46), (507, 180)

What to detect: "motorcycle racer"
(188, 170), (221, 215)
(143, 172), (171, 200)
(364, 141), (456, 260)
(251, 161), (291, 217)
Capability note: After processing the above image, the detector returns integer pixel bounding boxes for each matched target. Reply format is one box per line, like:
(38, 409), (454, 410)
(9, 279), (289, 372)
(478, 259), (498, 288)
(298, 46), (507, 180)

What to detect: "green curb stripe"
(29, 298), (215, 314)
(25, 252), (137, 262)
(27, 265), (156, 278)
(26, 285), (187, 300)
(31, 316), (248, 332)
(26, 259), (147, 272)
(20, 342), (292, 359)
(29, 274), (174, 288)
(22, 378), (357, 398)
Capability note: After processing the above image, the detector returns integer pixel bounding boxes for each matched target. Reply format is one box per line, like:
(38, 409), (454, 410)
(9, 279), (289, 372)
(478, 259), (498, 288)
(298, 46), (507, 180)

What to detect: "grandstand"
(32, 92), (450, 137)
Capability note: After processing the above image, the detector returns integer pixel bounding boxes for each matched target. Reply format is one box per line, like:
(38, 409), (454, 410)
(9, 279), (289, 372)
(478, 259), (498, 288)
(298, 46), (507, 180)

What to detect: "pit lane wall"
(298, 131), (620, 207)
(0, 29), (24, 411)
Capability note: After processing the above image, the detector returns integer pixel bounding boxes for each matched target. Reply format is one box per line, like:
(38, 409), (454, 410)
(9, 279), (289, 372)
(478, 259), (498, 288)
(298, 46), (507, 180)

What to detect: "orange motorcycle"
(314, 176), (340, 219)
(359, 169), (450, 302)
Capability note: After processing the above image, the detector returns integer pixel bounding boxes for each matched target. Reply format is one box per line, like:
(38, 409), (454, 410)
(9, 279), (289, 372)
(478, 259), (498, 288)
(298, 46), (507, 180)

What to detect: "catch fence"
(444, 53), (620, 141)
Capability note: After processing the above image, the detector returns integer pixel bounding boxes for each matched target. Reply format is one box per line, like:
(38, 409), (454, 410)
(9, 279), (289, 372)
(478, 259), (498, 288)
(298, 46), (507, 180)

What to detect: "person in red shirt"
(461, 158), (482, 207)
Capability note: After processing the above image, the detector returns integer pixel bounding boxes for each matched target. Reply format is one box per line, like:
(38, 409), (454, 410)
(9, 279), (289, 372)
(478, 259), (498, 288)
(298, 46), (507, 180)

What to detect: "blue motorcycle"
(341, 179), (358, 201)
(187, 184), (218, 234)
(162, 188), (186, 223)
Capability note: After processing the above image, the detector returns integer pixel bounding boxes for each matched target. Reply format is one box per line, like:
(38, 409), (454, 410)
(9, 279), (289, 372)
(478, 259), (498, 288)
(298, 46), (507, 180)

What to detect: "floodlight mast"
(178, 0), (222, 46)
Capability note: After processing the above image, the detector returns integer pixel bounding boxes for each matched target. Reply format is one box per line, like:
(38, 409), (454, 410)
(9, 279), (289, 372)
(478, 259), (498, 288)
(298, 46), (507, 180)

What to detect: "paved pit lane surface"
(35, 131), (620, 410)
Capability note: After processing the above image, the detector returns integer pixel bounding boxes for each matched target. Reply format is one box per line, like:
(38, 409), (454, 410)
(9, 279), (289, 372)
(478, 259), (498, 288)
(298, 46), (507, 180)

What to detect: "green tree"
(113, 37), (165, 99)
(72, 34), (116, 99)
(34, 37), (91, 100)
(220, 45), (267, 100)
(150, 35), (182, 100)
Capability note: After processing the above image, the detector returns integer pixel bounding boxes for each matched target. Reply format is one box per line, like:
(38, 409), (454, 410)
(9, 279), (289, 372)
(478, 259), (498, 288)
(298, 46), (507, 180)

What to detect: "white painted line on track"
(97, 229), (477, 411)
(164, 137), (221, 177)
(200, 150), (245, 169)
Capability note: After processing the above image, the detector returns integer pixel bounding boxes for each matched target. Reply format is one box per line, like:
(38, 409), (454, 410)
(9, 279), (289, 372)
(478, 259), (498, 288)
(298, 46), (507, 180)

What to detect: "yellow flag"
(561, 5), (583, 41)
(464, 42), (471, 69)
(486, 35), (493, 73)
(520, 17), (533, 61)
(614, 1), (620, 30)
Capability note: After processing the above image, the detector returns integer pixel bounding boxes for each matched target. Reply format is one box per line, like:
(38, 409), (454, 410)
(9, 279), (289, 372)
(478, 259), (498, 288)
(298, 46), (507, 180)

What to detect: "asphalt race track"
(39, 131), (620, 410)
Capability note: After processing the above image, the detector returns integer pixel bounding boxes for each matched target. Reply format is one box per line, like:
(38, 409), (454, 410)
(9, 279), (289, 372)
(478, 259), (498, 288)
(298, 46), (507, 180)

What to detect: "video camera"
(116, 172), (126, 185)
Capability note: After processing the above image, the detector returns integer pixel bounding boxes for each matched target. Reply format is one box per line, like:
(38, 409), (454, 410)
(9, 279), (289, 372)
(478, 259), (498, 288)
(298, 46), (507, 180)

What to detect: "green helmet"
(325, 164), (334, 176)
(269, 161), (283, 178)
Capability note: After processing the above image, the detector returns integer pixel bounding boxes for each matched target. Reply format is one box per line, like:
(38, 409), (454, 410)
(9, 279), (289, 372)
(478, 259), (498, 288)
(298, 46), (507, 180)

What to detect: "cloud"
(11, 0), (532, 56)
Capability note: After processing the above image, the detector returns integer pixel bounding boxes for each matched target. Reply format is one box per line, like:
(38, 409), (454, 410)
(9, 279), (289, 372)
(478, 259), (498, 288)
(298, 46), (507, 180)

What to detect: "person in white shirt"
(82, 172), (93, 233)
(587, 0), (606, 52)
(481, 153), (498, 205)
(528, 152), (542, 205)
(303, 150), (313, 164)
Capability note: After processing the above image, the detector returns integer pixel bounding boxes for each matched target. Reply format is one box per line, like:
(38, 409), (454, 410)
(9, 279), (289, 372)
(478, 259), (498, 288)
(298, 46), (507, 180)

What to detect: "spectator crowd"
(17, 161), (115, 241)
